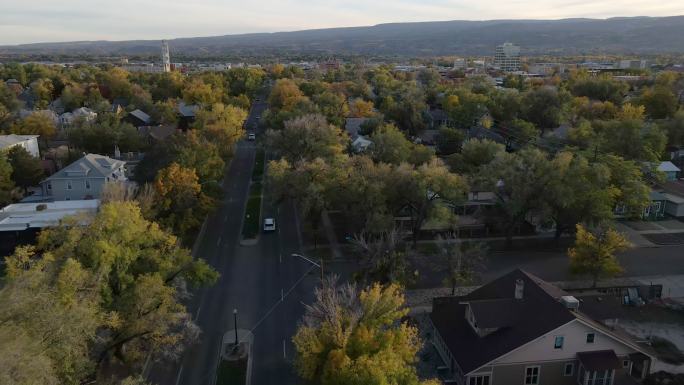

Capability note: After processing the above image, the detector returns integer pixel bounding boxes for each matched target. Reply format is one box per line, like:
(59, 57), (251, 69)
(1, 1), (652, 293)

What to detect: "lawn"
(241, 182), (262, 239)
(216, 358), (247, 385)
(252, 149), (265, 181)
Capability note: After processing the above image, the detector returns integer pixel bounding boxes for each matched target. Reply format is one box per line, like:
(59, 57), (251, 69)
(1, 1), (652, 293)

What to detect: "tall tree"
(195, 103), (248, 157)
(384, 158), (467, 245)
(6, 201), (219, 379)
(11, 112), (57, 147)
(266, 114), (347, 163)
(7, 146), (43, 193)
(435, 234), (487, 295)
(483, 148), (556, 246)
(0, 153), (14, 206)
(568, 223), (630, 287)
(293, 278), (438, 385)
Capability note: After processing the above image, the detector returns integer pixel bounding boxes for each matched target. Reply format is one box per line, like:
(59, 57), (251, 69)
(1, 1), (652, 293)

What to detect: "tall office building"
(494, 42), (521, 72)
(161, 40), (171, 73)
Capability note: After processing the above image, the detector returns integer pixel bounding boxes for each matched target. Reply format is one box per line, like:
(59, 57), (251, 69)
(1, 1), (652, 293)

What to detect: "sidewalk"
(614, 222), (658, 247)
(320, 210), (343, 260)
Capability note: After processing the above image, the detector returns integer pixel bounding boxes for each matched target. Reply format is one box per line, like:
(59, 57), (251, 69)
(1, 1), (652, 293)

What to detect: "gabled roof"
(0, 134), (39, 149)
(432, 269), (655, 375)
(42, 154), (125, 182)
(431, 269), (575, 374)
(657, 161), (681, 173)
(129, 109), (151, 124)
(178, 101), (198, 118)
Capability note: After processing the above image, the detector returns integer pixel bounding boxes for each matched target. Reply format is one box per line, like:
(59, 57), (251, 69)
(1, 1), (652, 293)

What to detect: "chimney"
(514, 279), (524, 300)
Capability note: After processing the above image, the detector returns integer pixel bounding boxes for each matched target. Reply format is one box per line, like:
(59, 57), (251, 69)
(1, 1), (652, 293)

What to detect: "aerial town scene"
(1, 1), (684, 385)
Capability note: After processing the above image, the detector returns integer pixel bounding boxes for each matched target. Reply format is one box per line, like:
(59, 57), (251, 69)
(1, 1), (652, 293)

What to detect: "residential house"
(656, 161), (680, 182)
(344, 117), (369, 139)
(614, 190), (666, 221)
(125, 109), (152, 128)
(59, 112), (75, 128)
(351, 135), (373, 153)
(40, 154), (127, 201)
(0, 134), (40, 158)
(429, 109), (451, 129)
(48, 98), (65, 115)
(72, 107), (97, 123)
(430, 269), (654, 385)
(5, 79), (24, 95)
(659, 180), (684, 218)
(0, 199), (100, 232)
(178, 101), (199, 130)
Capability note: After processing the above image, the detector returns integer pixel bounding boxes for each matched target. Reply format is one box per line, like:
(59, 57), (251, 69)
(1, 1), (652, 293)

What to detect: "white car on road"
(248, 133), (256, 141)
(263, 218), (276, 232)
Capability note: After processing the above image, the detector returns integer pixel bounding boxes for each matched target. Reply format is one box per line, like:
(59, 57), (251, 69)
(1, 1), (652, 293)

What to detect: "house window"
(554, 336), (564, 349)
(622, 360), (630, 368)
(47, 183), (52, 190)
(654, 201), (662, 213)
(67, 181), (72, 190)
(525, 366), (540, 385)
(468, 374), (491, 385)
(85, 180), (91, 189)
(564, 362), (574, 376)
(65, 196), (71, 201)
(586, 333), (595, 344)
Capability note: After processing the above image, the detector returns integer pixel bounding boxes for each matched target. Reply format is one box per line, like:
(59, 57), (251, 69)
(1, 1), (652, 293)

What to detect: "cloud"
(1, 0), (682, 44)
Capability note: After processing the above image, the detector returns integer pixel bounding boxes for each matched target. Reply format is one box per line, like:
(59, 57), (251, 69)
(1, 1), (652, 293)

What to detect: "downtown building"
(494, 42), (521, 72)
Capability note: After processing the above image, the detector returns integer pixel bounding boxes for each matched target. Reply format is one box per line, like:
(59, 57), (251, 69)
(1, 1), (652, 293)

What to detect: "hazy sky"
(2, 0), (683, 45)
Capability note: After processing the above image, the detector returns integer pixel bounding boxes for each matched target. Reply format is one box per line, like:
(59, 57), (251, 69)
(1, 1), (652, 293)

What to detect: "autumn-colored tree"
(154, 162), (211, 238)
(0, 201), (219, 383)
(293, 278), (438, 385)
(348, 98), (375, 117)
(268, 78), (307, 110)
(182, 77), (220, 106)
(195, 103), (248, 157)
(11, 112), (57, 147)
(568, 223), (631, 287)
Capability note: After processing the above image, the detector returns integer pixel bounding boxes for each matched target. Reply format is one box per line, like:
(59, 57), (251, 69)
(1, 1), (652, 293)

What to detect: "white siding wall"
(491, 320), (637, 365)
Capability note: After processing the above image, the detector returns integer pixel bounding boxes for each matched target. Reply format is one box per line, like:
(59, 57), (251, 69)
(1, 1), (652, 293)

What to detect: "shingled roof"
(431, 269), (576, 374)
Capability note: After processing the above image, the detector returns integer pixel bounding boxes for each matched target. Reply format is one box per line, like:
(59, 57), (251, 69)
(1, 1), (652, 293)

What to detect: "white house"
(0, 134), (40, 158)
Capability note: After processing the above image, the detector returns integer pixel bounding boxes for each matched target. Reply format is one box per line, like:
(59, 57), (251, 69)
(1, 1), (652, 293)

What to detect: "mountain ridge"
(2, 16), (683, 57)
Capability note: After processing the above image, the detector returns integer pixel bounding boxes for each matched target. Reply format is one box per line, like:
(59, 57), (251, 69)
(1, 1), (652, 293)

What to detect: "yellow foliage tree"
(568, 223), (631, 287)
(293, 279), (438, 385)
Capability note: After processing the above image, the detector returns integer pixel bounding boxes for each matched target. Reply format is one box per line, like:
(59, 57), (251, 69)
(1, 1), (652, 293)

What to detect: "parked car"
(248, 133), (256, 141)
(263, 218), (276, 232)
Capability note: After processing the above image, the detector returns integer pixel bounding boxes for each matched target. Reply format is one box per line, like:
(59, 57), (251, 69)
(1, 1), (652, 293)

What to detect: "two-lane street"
(148, 100), (317, 385)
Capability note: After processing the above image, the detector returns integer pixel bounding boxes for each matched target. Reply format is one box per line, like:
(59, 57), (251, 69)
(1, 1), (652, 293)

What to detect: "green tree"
(384, 159), (467, 245)
(0, 153), (14, 206)
(568, 223), (630, 287)
(484, 148), (555, 246)
(293, 278), (438, 385)
(521, 86), (565, 131)
(545, 152), (617, 240)
(370, 123), (434, 166)
(7, 146), (43, 193)
(639, 86), (678, 119)
(435, 126), (465, 155)
(659, 110), (684, 147)
(6, 201), (219, 379)
(266, 114), (347, 163)
(446, 138), (505, 175)
(507, 118), (540, 144)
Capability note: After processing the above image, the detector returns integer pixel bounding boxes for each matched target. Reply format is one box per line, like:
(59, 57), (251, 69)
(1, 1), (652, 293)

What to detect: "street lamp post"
(233, 308), (239, 346)
(291, 253), (323, 281)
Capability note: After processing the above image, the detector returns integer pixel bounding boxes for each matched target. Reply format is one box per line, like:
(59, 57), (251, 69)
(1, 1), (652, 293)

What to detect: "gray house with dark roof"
(40, 154), (127, 201)
(430, 269), (654, 385)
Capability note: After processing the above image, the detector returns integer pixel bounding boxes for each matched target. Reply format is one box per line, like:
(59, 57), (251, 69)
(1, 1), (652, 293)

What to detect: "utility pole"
(233, 308), (239, 346)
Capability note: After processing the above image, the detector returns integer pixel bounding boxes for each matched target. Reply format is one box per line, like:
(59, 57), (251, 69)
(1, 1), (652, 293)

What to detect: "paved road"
(413, 244), (684, 288)
(148, 100), (319, 385)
